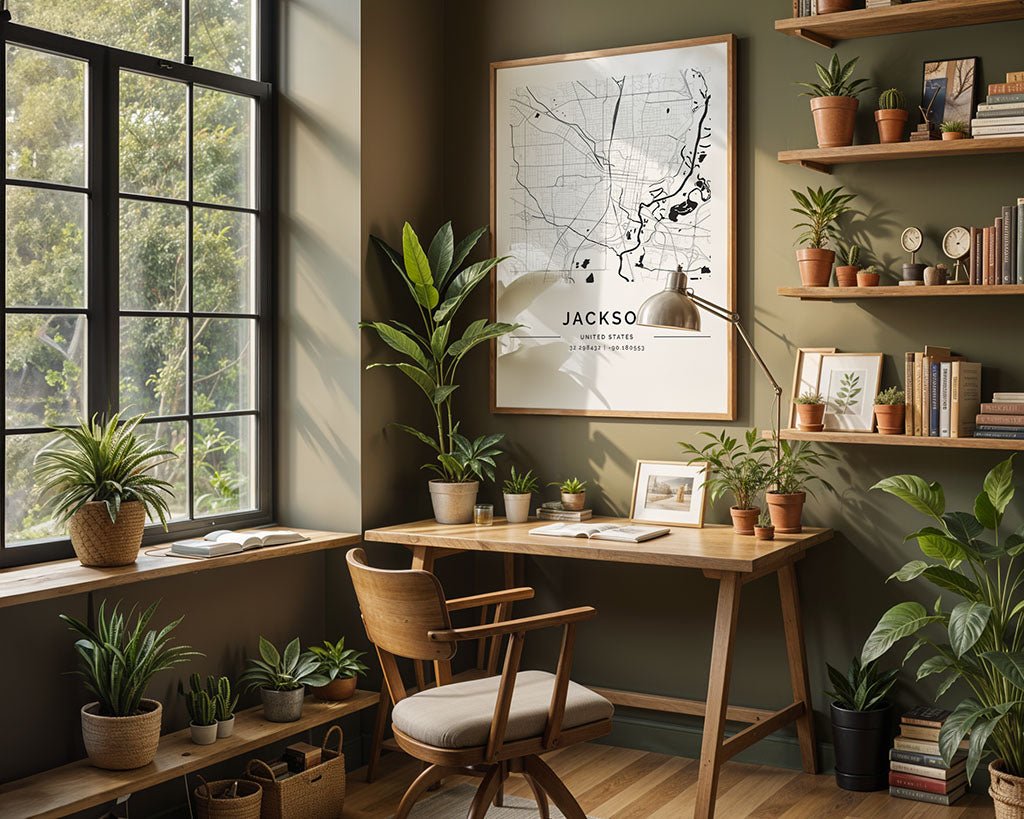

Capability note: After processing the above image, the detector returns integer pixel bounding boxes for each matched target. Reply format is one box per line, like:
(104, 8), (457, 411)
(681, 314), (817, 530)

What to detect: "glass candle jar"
(474, 504), (494, 526)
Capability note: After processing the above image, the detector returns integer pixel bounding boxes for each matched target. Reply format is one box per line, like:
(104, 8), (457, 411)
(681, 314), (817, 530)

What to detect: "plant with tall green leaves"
(239, 637), (330, 692)
(770, 440), (835, 496)
(797, 54), (871, 99)
(179, 674), (218, 727)
(862, 456), (1024, 779)
(307, 637), (370, 682)
(60, 601), (200, 717)
(35, 412), (177, 527)
(504, 466), (540, 495)
(362, 223), (521, 482)
(792, 186), (856, 250)
(679, 429), (774, 511)
(826, 656), (898, 712)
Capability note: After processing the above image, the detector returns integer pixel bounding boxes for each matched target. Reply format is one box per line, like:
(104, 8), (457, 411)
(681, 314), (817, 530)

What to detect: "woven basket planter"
(245, 725), (346, 819)
(194, 776), (262, 819)
(81, 698), (162, 770)
(68, 500), (146, 567)
(990, 760), (1024, 818)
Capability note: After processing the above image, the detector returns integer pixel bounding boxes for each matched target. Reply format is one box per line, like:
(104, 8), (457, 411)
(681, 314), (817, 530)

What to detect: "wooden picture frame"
(818, 352), (884, 433)
(489, 35), (736, 419)
(788, 347), (836, 428)
(629, 460), (708, 528)
(921, 56), (978, 133)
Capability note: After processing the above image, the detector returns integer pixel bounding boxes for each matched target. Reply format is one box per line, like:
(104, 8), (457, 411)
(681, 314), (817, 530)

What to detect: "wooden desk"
(363, 518), (834, 819)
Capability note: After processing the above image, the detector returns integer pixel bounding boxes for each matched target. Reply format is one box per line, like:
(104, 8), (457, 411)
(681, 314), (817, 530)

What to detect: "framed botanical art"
(490, 35), (736, 419)
(922, 57), (977, 132)
(818, 353), (883, 433)
(630, 460), (708, 528)
(788, 347), (836, 428)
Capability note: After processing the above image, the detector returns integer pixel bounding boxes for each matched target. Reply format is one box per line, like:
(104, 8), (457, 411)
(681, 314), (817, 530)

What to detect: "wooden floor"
(343, 743), (994, 818)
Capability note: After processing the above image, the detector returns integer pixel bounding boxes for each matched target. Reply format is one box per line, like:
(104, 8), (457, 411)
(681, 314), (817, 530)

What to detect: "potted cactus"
(239, 637), (329, 722)
(835, 242), (861, 287)
(209, 676), (238, 738)
(875, 88), (908, 144)
(503, 466), (540, 524)
(794, 391), (826, 432)
(550, 477), (588, 511)
(873, 387), (905, 435)
(941, 119), (969, 140)
(754, 506), (775, 541)
(798, 54), (871, 149)
(792, 186), (856, 287)
(179, 674), (219, 745)
(857, 265), (882, 287)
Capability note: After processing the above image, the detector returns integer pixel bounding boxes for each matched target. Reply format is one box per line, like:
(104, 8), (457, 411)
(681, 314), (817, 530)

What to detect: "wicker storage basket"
(68, 500), (145, 567)
(245, 725), (345, 819)
(194, 775), (263, 819)
(990, 760), (1024, 819)
(81, 699), (162, 770)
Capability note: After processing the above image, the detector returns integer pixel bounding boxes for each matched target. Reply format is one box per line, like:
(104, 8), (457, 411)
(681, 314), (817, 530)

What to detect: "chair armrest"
(445, 587), (535, 612)
(428, 606), (596, 642)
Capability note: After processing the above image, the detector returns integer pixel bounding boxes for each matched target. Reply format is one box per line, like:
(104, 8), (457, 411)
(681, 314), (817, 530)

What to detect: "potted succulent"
(864, 457), (1024, 815)
(362, 222), (520, 524)
(679, 429), (774, 536)
(503, 466), (540, 524)
(59, 601), (199, 770)
(873, 386), (905, 435)
(941, 119), (969, 140)
(765, 440), (834, 534)
(798, 54), (871, 149)
(307, 637), (370, 701)
(209, 676), (238, 738)
(875, 88), (908, 144)
(35, 412), (176, 567)
(179, 674), (219, 745)
(835, 242), (861, 288)
(754, 506), (775, 541)
(239, 637), (329, 723)
(857, 265), (882, 287)
(550, 477), (588, 512)
(792, 186), (856, 287)
(794, 391), (826, 432)
(826, 655), (898, 791)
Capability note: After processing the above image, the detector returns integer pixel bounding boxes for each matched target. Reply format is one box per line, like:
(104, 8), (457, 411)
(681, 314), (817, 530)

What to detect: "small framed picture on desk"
(629, 460), (708, 528)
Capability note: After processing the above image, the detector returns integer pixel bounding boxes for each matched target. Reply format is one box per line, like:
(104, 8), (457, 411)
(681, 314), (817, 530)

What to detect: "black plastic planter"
(830, 700), (894, 791)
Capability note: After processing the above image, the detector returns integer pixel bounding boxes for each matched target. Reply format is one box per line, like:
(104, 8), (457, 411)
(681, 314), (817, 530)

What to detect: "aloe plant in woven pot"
(679, 429), (774, 535)
(35, 412), (176, 567)
(362, 223), (521, 524)
(239, 637), (329, 722)
(792, 186), (856, 287)
(862, 456), (1024, 816)
(60, 601), (199, 770)
(798, 54), (871, 149)
(307, 637), (370, 701)
(766, 440), (834, 534)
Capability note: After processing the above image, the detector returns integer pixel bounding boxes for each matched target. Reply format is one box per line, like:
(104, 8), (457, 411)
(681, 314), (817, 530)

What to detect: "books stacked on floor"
(963, 200), (1024, 285)
(976, 392), (1024, 440)
(973, 71), (1024, 139)
(889, 706), (968, 806)
(902, 347), (981, 438)
(535, 502), (592, 522)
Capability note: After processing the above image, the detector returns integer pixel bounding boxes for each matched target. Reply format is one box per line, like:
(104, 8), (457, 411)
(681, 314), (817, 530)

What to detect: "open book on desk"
(529, 522), (670, 543)
(170, 529), (309, 558)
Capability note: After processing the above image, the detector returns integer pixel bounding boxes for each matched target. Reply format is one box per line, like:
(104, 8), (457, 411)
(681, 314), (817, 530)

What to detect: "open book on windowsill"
(529, 522), (670, 543)
(169, 529), (309, 558)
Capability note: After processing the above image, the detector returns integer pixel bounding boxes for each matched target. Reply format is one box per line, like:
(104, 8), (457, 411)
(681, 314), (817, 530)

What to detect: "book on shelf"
(1018, 198), (1024, 284)
(1010, 72), (1024, 84)
(951, 361), (982, 439)
(977, 104), (1024, 118)
(975, 429), (1024, 440)
(889, 784), (967, 806)
(990, 82), (1024, 95)
(170, 529), (309, 558)
(977, 414), (1024, 427)
(530, 522), (670, 543)
(981, 402), (1024, 414)
(904, 352), (914, 435)
(994, 392), (1024, 402)
(988, 93), (1024, 105)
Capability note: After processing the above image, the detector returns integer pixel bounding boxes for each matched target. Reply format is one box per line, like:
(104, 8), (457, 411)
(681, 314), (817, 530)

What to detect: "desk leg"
(695, 571), (741, 819)
(410, 546), (436, 692)
(778, 561), (818, 774)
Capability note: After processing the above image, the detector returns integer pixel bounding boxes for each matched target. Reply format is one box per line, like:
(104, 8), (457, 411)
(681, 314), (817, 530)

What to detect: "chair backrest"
(346, 548), (456, 663)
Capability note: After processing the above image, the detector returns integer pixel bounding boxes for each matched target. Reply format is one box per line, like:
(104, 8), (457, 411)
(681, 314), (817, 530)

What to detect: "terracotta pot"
(754, 525), (776, 541)
(730, 507), (759, 536)
(68, 500), (146, 567)
(857, 271), (880, 287)
(990, 759), (1024, 819)
(767, 492), (806, 534)
(81, 699), (162, 770)
(427, 480), (479, 524)
(874, 109), (908, 144)
(312, 676), (357, 701)
(942, 131), (967, 140)
(561, 491), (587, 511)
(796, 248), (835, 287)
(874, 404), (905, 435)
(810, 96), (858, 148)
(817, 0), (855, 12)
(260, 687), (305, 722)
(796, 403), (825, 432)
(835, 265), (859, 288)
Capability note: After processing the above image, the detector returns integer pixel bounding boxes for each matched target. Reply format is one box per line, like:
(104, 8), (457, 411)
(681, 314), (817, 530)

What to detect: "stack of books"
(902, 347), (981, 438)
(965, 201), (1024, 285)
(866, 0), (904, 7)
(976, 393), (1024, 440)
(889, 707), (968, 806)
(972, 71), (1024, 139)
(535, 502), (592, 522)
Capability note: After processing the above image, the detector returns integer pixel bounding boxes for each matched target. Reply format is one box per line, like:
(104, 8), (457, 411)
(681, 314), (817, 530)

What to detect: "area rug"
(407, 782), (600, 818)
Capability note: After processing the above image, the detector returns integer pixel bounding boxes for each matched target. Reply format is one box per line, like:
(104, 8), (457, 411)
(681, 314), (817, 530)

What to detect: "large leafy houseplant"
(862, 456), (1024, 784)
(766, 440), (835, 533)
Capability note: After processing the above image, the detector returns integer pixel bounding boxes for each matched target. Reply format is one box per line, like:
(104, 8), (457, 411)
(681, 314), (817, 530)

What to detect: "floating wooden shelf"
(0, 691), (380, 819)
(778, 429), (1024, 451)
(778, 284), (1024, 300)
(776, 0), (1024, 47)
(778, 137), (1024, 173)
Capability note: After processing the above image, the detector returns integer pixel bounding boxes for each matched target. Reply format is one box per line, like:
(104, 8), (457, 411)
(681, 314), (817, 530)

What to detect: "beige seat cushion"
(391, 670), (613, 749)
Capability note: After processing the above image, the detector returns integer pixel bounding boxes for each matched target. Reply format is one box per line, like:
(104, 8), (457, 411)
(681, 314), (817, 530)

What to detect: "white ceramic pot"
(216, 716), (235, 738)
(503, 493), (532, 524)
(428, 480), (479, 524)
(190, 722), (218, 745)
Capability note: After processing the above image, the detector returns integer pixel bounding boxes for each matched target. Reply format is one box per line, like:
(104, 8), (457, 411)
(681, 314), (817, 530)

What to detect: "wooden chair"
(347, 547), (613, 819)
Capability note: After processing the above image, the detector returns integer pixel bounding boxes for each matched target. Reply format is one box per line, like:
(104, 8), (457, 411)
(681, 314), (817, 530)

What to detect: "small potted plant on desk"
(835, 242), (861, 288)
(239, 637), (329, 723)
(307, 637), (370, 701)
(792, 186), (856, 287)
(766, 440), (834, 534)
(679, 429), (773, 536)
(551, 477), (588, 511)
(826, 656), (898, 791)
(179, 674), (219, 745)
(798, 54), (871, 149)
(503, 466), (540, 524)
(794, 391), (826, 432)
(941, 119), (969, 140)
(873, 387), (906, 435)
(754, 506), (775, 541)
(875, 88), (909, 144)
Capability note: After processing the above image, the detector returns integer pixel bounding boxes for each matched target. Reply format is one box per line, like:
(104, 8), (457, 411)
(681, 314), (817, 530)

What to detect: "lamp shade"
(636, 267), (702, 332)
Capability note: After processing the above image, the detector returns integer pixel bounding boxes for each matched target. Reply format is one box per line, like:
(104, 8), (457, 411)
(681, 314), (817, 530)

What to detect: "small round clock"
(900, 226), (926, 285)
(943, 226), (971, 284)
(901, 226), (924, 256)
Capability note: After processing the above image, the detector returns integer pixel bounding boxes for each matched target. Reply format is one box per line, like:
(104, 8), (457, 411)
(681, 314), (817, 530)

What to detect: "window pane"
(5, 314), (85, 428)
(194, 87), (254, 207)
(6, 187), (86, 308)
(193, 208), (253, 313)
(6, 46), (86, 187)
(119, 316), (188, 416)
(141, 419), (189, 522)
(194, 414), (254, 516)
(119, 200), (188, 311)
(13, 1), (182, 62)
(120, 72), (187, 200)
(191, 0), (255, 78)
(5, 432), (62, 543)
(193, 318), (254, 413)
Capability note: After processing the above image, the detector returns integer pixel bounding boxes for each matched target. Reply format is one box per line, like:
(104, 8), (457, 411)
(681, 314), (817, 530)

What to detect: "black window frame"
(1, 3), (275, 569)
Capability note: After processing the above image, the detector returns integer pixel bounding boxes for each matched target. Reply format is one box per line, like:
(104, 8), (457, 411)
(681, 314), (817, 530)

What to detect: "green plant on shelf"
(837, 242), (860, 267)
(208, 676), (238, 721)
(307, 637), (370, 682)
(792, 186), (856, 250)
(551, 477), (587, 494)
(877, 87), (906, 111)
(941, 119), (969, 134)
(503, 466), (540, 495)
(875, 386), (905, 406)
(179, 674), (218, 727)
(797, 54), (872, 99)
(794, 391), (825, 406)
(239, 637), (330, 692)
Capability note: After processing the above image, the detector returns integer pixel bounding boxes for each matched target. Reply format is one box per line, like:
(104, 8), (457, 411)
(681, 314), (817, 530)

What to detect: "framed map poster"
(490, 35), (736, 419)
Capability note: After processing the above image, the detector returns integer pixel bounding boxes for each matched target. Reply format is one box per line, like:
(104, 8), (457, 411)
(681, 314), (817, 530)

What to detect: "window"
(3, 2), (272, 567)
